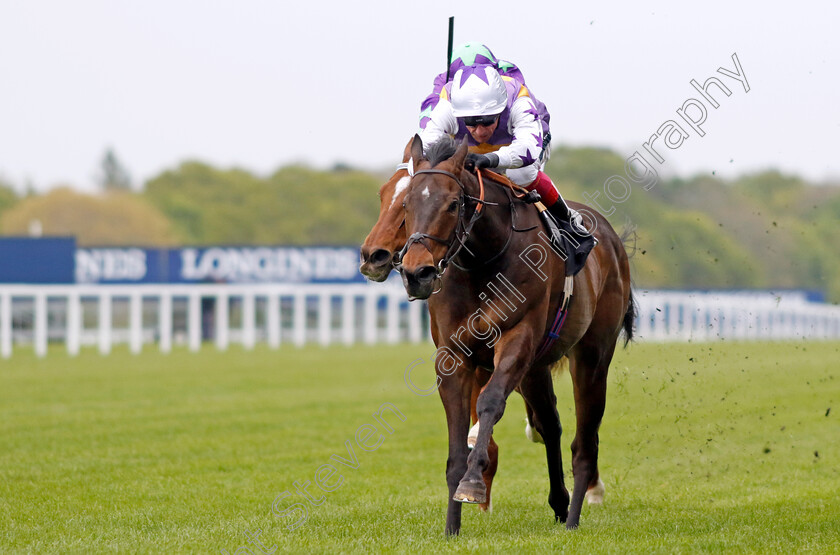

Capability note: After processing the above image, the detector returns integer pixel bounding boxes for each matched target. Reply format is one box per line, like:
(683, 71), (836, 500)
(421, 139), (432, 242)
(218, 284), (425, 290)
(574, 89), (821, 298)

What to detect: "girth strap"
(534, 275), (574, 361)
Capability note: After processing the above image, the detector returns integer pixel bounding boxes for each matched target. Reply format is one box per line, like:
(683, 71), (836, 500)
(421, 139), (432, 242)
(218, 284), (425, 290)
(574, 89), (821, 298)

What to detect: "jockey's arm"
(417, 100), (458, 153)
(419, 73), (448, 129)
(493, 97), (543, 170)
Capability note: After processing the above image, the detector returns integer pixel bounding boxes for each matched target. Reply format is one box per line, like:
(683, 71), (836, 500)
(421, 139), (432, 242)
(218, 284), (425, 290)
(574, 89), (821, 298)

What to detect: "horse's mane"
(427, 137), (459, 166)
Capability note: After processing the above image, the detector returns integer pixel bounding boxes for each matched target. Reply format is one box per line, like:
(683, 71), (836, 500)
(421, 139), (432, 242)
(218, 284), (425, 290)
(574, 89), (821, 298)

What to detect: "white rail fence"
(0, 283), (424, 359)
(635, 290), (840, 342)
(1, 285), (839, 358)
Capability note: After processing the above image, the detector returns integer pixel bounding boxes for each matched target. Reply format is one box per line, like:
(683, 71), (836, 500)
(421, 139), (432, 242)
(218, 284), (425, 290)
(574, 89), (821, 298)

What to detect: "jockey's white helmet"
(450, 65), (508, 118)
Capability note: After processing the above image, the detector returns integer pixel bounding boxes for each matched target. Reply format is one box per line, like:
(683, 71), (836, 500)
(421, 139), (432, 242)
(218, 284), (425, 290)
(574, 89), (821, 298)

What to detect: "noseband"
(394, 168), (487, 290)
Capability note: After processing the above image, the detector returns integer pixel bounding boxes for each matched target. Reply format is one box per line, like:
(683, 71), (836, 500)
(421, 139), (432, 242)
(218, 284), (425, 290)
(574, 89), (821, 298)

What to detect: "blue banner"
(0, 238), (76, 284)
(75, 246), (366, 284)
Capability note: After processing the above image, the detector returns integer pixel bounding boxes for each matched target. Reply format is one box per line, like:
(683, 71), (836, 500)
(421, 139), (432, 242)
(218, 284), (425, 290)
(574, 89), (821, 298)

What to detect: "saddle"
(482, 170), (596, 276)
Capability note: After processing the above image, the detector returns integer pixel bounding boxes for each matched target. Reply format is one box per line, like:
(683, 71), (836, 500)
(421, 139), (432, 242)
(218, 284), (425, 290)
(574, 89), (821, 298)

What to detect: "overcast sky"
(1, 1), (838, 193)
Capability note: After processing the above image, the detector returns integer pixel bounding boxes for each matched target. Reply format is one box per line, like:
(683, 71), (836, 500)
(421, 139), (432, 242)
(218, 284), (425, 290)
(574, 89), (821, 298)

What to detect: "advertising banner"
(75, 246), (366, 284)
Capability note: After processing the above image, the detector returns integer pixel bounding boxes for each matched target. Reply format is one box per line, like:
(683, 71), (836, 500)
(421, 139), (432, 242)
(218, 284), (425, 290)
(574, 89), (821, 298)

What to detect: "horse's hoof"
(479, 499), (493, 513)
(453, 480), (487, 504)
(585, 478), (605, 505)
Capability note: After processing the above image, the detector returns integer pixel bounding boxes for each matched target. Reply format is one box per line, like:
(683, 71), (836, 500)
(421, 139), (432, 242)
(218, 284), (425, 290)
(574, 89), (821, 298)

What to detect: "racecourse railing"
(1, 284), (839, 358)
(634, 290), (840, 342)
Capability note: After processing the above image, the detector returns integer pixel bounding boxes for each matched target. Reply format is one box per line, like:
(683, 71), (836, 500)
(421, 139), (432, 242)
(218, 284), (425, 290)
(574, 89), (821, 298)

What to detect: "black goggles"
(462, 114), (499, 127)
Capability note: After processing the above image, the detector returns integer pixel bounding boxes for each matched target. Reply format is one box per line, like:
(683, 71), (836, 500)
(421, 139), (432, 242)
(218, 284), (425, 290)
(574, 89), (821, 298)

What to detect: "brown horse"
(397, 135), (634, 535)
(359, 139), (412, 282)
(359, 139), (548, 513)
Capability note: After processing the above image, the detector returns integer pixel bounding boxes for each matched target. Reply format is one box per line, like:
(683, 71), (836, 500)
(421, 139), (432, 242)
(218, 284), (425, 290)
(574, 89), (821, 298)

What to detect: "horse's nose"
(408, 265), (438, 284)
(360, 247), (395, 282)
(367, 248), (393, 267)
(402, 265), (438, 299)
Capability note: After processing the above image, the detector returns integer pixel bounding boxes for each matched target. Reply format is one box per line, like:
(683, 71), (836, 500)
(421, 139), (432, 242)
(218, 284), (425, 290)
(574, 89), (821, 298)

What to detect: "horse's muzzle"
(401, 265), (438, 300)
(359, 247), (394, 282)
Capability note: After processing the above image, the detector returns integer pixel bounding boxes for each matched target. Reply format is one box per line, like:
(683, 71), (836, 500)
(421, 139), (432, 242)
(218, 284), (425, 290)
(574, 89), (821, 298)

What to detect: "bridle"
(393, 168), (489, 293)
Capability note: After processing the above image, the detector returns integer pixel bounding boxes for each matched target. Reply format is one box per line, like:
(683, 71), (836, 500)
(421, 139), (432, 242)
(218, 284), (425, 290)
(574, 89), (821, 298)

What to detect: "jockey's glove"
(466, 152), (499, 171)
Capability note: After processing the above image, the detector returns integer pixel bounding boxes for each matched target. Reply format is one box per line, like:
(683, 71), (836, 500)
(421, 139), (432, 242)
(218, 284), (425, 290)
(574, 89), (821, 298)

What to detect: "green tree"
(1, 187), (180, 246)
(134, 148), (840, 301)
(143, 162), (381, 246)
(0, 178), (19, 218)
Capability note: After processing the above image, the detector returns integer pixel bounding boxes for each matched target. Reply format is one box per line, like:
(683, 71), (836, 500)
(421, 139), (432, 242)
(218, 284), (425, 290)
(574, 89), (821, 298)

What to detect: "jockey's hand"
(465, 153), (499, 172)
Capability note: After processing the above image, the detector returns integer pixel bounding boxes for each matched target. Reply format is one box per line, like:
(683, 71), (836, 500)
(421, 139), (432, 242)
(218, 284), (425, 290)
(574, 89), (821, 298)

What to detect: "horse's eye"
(402, 200), (406, 208)
(447, 200), (458, 213)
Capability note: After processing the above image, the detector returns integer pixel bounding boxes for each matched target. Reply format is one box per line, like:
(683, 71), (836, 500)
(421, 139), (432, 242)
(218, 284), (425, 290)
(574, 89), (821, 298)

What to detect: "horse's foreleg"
(438, 364), (474, 535)
(454, 331), (535, 505)
(470, 368), (497, 513)
(519, 365), (569, 523)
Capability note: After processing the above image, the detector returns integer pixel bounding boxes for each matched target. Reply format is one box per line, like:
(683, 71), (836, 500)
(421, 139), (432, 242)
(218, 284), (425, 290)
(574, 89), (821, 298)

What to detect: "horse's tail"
(619, 222), (638, 258)
(622, 290), (636, 347)
(551, 356), (568, 376)
(619, 224), (638, 347)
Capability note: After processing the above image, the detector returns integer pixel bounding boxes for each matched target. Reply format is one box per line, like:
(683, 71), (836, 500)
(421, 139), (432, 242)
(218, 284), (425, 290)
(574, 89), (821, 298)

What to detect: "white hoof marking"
(524, 417), (544, 444)
(585, 478), (606, 505)
(467, 422), (480, 449)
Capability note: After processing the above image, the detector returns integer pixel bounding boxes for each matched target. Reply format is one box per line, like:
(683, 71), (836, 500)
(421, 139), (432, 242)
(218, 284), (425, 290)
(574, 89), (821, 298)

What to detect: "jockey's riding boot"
(527, 171), (592, 237)
(528, 171), (597, 275)
(548, 194), (591, 237)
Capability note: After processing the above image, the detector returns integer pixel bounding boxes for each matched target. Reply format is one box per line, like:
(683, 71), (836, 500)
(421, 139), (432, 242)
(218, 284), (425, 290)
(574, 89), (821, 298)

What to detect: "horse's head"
(397, 134), (471, 300)
(359, 139), (413, 282)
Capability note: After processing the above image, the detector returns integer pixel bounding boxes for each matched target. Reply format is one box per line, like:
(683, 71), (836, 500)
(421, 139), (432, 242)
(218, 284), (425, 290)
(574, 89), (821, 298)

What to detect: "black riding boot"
(542, 196), (597, 276)
(546, 195), (592, 236)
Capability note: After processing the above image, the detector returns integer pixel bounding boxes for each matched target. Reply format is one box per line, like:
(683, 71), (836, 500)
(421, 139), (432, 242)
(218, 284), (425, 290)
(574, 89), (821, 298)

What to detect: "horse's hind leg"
(519, 364), (569, 523)
(481, 437), (498, 512)
(565, 339), (617, 529)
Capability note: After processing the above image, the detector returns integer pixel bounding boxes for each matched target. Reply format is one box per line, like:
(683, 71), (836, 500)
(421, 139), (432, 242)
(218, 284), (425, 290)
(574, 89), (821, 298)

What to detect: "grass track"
(1, 341), (838, 553)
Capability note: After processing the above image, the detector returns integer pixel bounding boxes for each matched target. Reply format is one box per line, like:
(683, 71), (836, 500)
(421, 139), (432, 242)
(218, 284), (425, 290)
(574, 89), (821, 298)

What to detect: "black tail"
(622, 291), (636, 347)
(619, 223), (637, 347)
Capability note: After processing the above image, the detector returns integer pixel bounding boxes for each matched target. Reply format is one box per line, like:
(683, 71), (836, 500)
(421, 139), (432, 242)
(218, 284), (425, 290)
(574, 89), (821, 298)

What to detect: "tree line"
(1, 147), (838, 301)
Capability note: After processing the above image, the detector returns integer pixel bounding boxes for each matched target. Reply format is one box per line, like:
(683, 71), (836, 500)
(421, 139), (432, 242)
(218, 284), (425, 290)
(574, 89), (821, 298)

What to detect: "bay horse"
(359, 138), (543, 513)
(396, 135), (634, 534)
(359, 139), (413, 282)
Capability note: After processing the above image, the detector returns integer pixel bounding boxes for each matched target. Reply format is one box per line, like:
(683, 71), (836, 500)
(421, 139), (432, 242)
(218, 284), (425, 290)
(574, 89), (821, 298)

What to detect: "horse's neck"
(460, 178), (512, 261)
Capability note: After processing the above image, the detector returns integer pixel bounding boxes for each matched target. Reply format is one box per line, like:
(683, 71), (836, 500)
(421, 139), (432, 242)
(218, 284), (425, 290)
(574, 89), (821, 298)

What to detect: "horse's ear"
(410, 134), (425, 172)
(450, 137), (469, 169)
(401, 137), (414, 163)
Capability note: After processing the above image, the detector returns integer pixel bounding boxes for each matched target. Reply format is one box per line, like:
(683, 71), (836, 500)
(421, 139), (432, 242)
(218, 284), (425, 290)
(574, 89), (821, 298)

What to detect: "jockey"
(418, 63), (591, 236)
(418, 43), (534, 130)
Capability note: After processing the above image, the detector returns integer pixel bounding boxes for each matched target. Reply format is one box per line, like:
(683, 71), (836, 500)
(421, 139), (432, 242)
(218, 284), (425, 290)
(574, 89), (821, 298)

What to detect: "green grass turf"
(1, 340), (838, 553)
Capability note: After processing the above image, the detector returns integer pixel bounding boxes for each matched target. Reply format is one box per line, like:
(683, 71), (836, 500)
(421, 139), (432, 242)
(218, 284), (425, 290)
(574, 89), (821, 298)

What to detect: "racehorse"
(359, 139), (413, 282)
(360, 139), (544, 513)
(396, 135), (635, 535)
